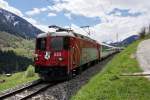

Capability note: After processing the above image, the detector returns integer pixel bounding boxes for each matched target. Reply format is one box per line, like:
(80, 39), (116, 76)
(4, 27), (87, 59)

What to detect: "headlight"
(58, 57), (63, 61)
(34, 54), (38, 61)
(35, 54), (38, 58)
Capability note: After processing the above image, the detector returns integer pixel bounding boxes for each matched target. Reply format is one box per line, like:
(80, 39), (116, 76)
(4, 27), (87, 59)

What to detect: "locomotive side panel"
(69, 37), (100, 70)
(69, 37), (81, 70)
(76, 38), (99, 66)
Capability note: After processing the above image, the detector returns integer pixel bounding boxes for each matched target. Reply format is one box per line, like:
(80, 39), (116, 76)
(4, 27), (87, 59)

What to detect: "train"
(34, 25), (120, 81)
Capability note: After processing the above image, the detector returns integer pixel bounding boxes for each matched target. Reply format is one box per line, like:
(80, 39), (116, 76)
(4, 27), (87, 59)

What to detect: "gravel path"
(30, 56), (114, 100)
(136, 39), (150, 76)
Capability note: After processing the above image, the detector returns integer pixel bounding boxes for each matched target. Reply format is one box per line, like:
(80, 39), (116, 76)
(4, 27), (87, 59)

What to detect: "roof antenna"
(49, 25), (74, 32)
(80, 25), (91, 36)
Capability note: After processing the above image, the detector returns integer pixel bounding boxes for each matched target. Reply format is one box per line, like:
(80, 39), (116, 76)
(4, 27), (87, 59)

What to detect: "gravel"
(136, 39), (150, 78)
(30, 55), (114, 100)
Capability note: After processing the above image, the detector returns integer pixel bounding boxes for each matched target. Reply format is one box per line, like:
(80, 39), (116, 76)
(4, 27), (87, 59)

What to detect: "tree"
(148, 24), (150, 35)
(139, 27), (146, 39)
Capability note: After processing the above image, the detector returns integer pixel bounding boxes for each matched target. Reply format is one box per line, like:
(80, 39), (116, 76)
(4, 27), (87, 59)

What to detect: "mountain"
(0, 8), (43, 38)
(121, 35), (139, 46)
(110, 35), (139, 47)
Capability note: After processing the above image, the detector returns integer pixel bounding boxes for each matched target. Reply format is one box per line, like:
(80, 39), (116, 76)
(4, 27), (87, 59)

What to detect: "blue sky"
(1, 0), (150, 42)
(5, 0), (48, 11)
(5, 0), (100, 27)
(4, 0), (141, 26)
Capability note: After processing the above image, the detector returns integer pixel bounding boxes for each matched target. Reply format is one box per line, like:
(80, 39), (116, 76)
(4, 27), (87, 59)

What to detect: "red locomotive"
(34, 25), (101, 81)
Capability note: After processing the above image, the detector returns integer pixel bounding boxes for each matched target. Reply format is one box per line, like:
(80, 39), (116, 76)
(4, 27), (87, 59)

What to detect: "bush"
(24, 65), (35, 78)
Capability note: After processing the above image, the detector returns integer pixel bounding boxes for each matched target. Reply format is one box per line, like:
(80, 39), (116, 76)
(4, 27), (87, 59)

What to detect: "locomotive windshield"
(51, 37), (70, 51)
(51, 37), (63, 51)
(36, 38), (46, 51)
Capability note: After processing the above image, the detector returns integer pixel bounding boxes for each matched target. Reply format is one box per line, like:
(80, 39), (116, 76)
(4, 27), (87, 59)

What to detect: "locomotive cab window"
(51, 37), (70, 51)
(36, 38), (46, 51)
(51, 37), (63, 51)
(63, 37), (70, 50)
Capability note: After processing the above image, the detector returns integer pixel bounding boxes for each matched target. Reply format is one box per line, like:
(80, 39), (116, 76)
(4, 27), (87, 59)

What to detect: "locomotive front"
(34, 33), (71, 80)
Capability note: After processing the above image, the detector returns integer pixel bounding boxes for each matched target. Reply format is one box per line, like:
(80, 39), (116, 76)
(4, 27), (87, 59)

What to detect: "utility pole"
(116, 33), (119, 46)
(69, 24), (72, 31)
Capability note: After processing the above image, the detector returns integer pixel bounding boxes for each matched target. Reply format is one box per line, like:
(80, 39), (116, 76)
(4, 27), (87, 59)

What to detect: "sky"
(0, 0), (150, 43)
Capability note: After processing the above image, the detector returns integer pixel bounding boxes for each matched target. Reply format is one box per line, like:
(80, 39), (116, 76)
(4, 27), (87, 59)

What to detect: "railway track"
(0, 54), (118, 100)
(0, 79), (56, 100)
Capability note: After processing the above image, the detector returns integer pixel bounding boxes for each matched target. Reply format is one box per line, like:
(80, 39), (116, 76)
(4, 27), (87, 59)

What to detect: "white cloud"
(25, 8), (47, 16)
(49, 0), (110, 17)
(25, 7), (55, 16)
(0, 0), (23, 17)
(23, 17), (49, 32)
(50, 0), (150, 18)
(91, 14), (150, 42)
(50, 0), (150, 19)
(64, 13), (72, 20)
(26, 7), (57, 17)
(1, 0), (150, 42)
(112, 11), (122, 16)
(41, 7), (47, 12)
(48, 12), (56, 17)
(49, 0), (150, 42)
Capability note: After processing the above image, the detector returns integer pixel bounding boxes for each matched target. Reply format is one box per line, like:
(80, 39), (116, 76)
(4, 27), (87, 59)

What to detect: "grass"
(0, 72), (38, 92)
(0, 32), (37, 92)
(72, 39), (150, 100)
(0, 31), (34, 58)
(24, 65), (35, 78)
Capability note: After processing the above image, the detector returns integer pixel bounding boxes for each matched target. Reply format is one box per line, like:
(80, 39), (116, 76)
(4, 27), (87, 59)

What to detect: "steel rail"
(20, 83), (56, 100)
(0, 79), (42, 99)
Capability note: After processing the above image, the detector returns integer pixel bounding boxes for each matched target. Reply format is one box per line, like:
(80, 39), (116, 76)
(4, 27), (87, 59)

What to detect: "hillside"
(0, 32), (34, 57)
(0, 7), (41, 75)
(0, 32), (35, 74)
(121, 35), (139, 46)
(110, 35), (139, 47)
(0, 8), (43, 38)
(72, 40), (150, 100)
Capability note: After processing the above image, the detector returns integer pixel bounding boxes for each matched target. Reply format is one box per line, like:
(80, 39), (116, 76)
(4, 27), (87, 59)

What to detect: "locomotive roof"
(37, 32), (97, 43)
(37, 32), (75, 38)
